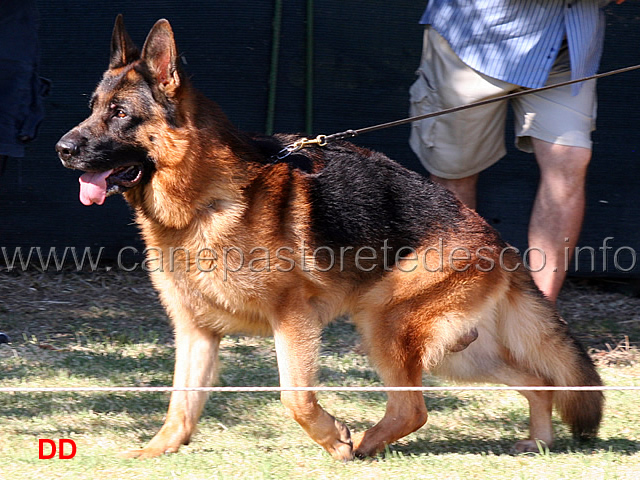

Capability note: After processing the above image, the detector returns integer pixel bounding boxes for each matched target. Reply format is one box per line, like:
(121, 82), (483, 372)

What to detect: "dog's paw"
(325, 419), (354, 461)
(351, 431), (379, 459)
(118, 445), (179, 459)
(513, 439), (550, 454)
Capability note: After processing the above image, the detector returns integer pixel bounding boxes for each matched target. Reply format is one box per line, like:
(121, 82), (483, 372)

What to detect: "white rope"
(1, 385), (638, 393)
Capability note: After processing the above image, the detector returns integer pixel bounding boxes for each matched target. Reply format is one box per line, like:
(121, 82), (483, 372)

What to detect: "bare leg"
(430, 173), (479, 210)
(528, 139), (590, 303)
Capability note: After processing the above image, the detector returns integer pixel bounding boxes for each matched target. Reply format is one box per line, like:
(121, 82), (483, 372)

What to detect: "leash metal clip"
(274, 134), (328, 161)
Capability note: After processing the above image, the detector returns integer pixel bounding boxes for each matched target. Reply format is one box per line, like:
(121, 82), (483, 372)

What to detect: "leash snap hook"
(311, 134), (327, 147)
(297, 134), (327, 148)
(274, 135), (327, 161)
(274, 140), (304, 161)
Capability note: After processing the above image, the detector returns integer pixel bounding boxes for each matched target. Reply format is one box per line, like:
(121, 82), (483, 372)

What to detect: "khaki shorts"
(409, 27), (597, 179)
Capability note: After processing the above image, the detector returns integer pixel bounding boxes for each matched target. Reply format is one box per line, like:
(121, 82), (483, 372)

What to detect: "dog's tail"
(552, 336), (604, 441)
(498, 273), (604, 440)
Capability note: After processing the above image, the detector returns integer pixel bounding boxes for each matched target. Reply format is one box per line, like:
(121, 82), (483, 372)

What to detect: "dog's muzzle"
(56, 130), (85, 165)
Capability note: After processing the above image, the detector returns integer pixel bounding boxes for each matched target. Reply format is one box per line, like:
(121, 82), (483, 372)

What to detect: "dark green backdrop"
(1, 1), (638, 275)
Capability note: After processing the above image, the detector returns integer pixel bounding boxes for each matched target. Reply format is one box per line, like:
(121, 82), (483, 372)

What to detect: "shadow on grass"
(1, 334), (472, 446)
(6, 312), (633, 458)
(388, 411), (640, 456)
(1, 347), (174, 382)
(391, 435), (640, 456)
(4, 389), (282, 433)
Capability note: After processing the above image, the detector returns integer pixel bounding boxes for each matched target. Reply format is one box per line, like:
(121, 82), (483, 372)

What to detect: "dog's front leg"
(273, 320), (353, 461)
(121, 320), (221, 458)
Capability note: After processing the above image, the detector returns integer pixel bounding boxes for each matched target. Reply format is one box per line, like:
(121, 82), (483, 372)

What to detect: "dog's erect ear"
(141, 19), (181, 96)
(110, 14), (140, 69)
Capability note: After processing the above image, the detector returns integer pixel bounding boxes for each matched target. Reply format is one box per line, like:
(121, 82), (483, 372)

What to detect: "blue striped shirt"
(420, 0), (608, 89)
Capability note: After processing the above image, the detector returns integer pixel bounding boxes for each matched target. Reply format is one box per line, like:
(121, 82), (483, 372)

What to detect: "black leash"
(275, 63), (640, 160)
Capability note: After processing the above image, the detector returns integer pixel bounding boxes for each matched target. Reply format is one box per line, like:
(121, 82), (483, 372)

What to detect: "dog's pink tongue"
(79, 170), (112, 206)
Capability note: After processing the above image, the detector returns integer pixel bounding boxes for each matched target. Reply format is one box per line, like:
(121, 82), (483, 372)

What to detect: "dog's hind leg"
(456, 271), (603, 452)
(121, 320), (221, 459)
(351, 362), (427, 458)
(489, 367), (555, 452)
(273, 314), (354, 461)
(350, 311), (428, 458)
(517, 387), (554, 452)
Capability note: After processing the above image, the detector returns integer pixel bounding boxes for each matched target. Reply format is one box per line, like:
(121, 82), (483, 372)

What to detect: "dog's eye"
(109, 103), (127, 119)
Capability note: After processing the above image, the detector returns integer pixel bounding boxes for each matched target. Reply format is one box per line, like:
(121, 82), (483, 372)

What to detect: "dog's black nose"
(56, 138), (80, 161)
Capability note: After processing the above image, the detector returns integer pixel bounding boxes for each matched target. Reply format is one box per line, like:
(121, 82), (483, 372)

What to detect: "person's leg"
(430, 173), (479, 209)
(528, 140), (591, 303)
(436, 141), (590, 302)
(511, 40), (596, 303)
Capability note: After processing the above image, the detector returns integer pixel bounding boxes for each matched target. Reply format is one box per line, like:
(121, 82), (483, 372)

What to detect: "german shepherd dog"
(56, 16), (603, 460)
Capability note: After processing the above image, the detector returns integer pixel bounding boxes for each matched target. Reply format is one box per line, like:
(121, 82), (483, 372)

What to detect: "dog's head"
(56, 15), (184, 205)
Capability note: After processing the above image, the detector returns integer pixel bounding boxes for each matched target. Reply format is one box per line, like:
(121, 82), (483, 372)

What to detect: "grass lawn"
(1, 269), (639, 479)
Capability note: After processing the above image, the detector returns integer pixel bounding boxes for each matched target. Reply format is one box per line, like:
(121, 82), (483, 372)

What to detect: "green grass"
(1, 270), (639, 479)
